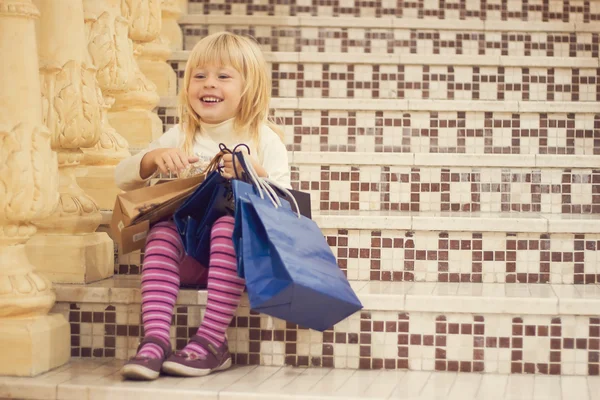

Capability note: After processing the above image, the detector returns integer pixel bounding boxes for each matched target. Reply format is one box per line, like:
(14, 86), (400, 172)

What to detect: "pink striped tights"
(137, 216), (244, 359)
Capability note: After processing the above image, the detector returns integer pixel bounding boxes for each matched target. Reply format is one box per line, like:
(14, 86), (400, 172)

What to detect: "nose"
(204, 75), (217, 88)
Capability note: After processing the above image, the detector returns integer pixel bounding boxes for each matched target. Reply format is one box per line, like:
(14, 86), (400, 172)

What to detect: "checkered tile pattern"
(325, 230), (600, 284)
(170, 60), (600, 101)
(156, 108), (600, 155)
(183, 25), (599, 58)
(291, 165), (600, 214)
(187, 0), (600, 24)
(52, 302), (600, 375)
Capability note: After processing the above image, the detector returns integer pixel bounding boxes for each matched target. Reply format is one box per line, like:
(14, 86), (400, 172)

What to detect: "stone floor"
(2, 358), (600, 400)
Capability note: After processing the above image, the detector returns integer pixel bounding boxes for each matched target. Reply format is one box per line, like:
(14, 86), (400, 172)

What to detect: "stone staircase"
(49, 0), (600, 384)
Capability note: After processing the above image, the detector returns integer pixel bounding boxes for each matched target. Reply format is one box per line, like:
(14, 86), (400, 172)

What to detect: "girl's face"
(188, 64), (243, 124)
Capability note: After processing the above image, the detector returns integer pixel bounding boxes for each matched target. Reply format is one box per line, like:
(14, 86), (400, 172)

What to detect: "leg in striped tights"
(181, 215), (245, 357)
(136, 220), (183, 359)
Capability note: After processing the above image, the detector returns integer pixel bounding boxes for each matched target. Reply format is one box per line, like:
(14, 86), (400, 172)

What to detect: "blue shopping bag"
(173, 171), (234, 266)
(233, 181), (363, 331)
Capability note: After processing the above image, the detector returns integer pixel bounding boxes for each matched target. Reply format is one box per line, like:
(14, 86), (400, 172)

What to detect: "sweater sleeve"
(258, 126), (291, 189)
(114, 126), (183, 191)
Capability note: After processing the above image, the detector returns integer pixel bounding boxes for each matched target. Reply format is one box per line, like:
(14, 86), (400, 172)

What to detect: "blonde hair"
(178, 32), (283, 155)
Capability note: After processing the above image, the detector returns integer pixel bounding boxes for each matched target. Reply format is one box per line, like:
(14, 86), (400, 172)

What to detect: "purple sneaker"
(162, 335), (232, 377)
(121, 336), (172, 381)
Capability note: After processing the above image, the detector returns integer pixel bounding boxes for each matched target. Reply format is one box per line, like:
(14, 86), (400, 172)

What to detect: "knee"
(215, 215), (235, 225)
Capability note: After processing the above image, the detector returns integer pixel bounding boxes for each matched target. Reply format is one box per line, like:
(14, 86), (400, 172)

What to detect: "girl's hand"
(221, 149), (267, 180)
(141, 148), (199, 178)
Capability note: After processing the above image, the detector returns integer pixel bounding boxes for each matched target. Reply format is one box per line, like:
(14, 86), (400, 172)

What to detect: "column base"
(108, 109), (162, 151)
(26, 233), (114, 284)
(0, 314), (70, 377)
(76, 165), (122, 210)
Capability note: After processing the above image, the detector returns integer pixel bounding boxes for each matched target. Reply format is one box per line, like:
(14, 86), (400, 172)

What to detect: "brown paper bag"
(111, 174), (205, 254)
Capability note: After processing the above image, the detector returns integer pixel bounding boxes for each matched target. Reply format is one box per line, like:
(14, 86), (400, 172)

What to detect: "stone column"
(25, 0), (114, 284)
(135, 0), (179, 97)
(108, 0), (163, 151)
(0, 0), (69, 376)
(77, 0), (133, 210)
(178, 0), (187, 15)
(162, 0), (183, 52)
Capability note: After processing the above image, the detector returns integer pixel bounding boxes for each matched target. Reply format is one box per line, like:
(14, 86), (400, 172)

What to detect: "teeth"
(202, 97), (222, 103)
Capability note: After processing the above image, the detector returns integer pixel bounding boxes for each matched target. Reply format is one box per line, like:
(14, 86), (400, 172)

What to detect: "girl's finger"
(221, 170), (233, 179)
(170, 154), (186, 171)
(156, 159), (169, 175)
(162, 155), (176, 173)
(175, 151), (190, 168)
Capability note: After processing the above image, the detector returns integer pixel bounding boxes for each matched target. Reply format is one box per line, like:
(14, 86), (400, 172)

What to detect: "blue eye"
(219, 75), (230, 79)
(194, 74), (205, 79)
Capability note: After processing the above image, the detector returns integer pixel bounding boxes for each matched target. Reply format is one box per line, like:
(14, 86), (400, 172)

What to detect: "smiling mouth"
(201, 96), (223, 103)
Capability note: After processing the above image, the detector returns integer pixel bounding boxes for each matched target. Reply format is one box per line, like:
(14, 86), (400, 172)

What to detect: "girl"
(115, 32), (290, 380)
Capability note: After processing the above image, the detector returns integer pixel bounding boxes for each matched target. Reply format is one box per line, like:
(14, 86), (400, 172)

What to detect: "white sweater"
(114, 118), (291, 191)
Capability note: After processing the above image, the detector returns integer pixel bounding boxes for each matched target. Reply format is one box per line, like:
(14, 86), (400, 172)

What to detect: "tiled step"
(169, 51), (600, 101)
(106, 211), (600, 284)
(178, 15), (599, 58)
(185, 0), (600, 26)
(51, 277), (600, 375)
(287, 153), (600, 214)
(156, 98), (600, 156)
(4, 361), (599, 400)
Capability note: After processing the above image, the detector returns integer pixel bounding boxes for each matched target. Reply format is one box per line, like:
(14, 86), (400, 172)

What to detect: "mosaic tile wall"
(52, 302), (600, 375)
(323, 230), (600, 284)
(114, 232), (600, 284)
(171, 59), (600, 101)
(183, 25), (599, 58)
(187, 0), (600, 23)
(156, 108), (600, 155)
(292, 165), (600, 214)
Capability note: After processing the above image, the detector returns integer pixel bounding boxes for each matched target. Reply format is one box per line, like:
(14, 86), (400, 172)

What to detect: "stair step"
(54, 277), (600, 316)
(156, 98), (599, 157)
(51, 277), (600, 374)
(171, 50), (599, 68)
(178, 14), (591, 33)
(168, 57), (599, 102)
(158, 96), (600, 113)
(184, 0), (600, 29)
(4, 360), (597, 399)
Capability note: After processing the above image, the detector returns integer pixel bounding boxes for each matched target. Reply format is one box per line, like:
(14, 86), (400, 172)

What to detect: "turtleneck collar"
(199, 118), (236, 143)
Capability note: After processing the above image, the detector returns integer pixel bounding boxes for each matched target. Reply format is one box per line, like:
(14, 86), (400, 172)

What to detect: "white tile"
(586, 376), (600, 399)
(561, 376), (590, 400)
(533, 375), (561, 400)
(388, 370), (431, 399)
(176, 365), (256, 392)
(333, 369), (381, 398)
(447, 373), (483, 400)
(273, 367), (331, 395)
(247, 366), (306, 395)
(413, 371), (457, 399)
(307, 369), (356, 396)
(360, 369), (404, 398)
(504, 375), (535, 399)
(475, 375), (508, 400)
(219, 366), (282, 397)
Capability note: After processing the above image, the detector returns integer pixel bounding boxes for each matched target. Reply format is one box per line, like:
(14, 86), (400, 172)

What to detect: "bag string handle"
(237, 152), (301, 219)
(215, 143), (301, 219)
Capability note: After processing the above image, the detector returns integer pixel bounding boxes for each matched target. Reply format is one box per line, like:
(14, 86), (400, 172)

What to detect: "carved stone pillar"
(108, 0), (163, 151)
(135, 0), (179, 96)
(162, 0), (183, 52)
(78, 0), (133, 209)
(0, 0), (70, 376)
(25, 0), (114, 284)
